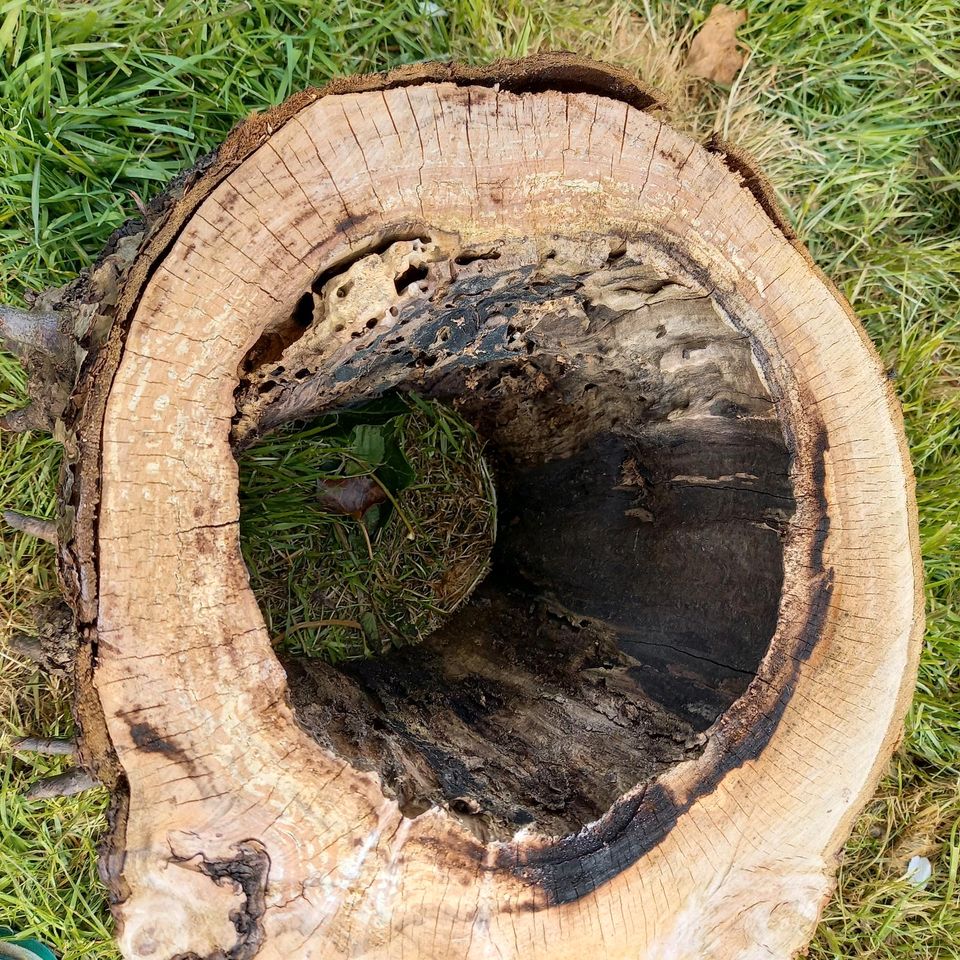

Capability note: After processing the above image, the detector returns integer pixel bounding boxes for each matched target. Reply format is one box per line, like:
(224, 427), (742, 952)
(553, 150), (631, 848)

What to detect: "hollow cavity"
(236, 232), (795, 839)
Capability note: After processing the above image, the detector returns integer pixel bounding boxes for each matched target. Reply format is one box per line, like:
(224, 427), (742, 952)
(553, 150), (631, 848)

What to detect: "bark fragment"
(5, 601), (77, 678)
(0, 303), (76, 431)
(3, 510), (58, 545)
(0, 403), (54, 433)
(24, 767), (98, 800)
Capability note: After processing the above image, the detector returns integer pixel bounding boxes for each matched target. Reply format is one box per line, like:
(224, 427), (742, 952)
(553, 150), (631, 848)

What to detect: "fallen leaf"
(316, 476), (387, 519)
(348, 424), (387, 468)
(685, 4), (747, 85)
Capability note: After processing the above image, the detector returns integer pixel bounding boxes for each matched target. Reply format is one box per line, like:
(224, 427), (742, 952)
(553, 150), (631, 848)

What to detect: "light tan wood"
(74, 80), (920, 959)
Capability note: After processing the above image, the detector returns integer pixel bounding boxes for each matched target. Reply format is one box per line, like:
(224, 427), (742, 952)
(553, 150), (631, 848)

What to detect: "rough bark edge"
(705, 134), (796, 241)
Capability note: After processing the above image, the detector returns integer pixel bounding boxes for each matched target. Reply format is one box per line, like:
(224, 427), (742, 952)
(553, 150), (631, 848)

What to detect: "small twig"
(11, 736), (76, 757)
(25, 768), (98, 800)
(357, 517), (375, 561)
(2, 510), (57, 545)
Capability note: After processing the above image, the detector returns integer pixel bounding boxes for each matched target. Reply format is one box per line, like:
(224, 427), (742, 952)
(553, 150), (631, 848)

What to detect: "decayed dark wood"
(268, 240), (795, 840)
(286, 579), (707, 840)
(0, 54), (922, 960)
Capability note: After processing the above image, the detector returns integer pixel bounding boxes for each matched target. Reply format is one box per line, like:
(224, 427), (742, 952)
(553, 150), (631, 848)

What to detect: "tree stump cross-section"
(3, 55), (921, 960)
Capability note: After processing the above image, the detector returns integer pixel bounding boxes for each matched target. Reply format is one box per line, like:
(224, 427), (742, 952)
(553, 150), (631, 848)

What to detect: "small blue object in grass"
(0, 928), (57, 960)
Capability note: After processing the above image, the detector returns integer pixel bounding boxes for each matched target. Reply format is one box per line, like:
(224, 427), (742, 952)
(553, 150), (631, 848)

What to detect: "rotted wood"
(3, 54), (921, 960)
(273, 237), (792, 840)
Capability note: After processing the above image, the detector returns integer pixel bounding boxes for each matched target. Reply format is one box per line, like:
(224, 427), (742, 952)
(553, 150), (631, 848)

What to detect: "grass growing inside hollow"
(238, 395), (496, 662)
(0, 1), (957, 956)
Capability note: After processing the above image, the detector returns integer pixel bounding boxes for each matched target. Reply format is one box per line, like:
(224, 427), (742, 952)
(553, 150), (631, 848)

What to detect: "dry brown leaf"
(685, 4), (747, 85)
(316, 476), (387, 520)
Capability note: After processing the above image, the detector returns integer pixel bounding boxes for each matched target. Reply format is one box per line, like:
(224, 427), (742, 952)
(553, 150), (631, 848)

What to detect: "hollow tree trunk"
(4, 55), (922, 960)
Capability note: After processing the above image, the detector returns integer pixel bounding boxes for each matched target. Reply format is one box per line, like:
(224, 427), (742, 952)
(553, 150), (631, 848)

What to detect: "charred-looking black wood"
(237, 232), (795, 840)
(172, 841), (270, 960)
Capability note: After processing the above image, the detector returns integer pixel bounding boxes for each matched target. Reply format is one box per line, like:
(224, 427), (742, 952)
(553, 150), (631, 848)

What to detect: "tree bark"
(5, 54), (921, 960)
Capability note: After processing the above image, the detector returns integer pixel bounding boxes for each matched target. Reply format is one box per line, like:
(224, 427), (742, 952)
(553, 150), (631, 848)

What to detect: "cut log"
(25, 54), (920, 959)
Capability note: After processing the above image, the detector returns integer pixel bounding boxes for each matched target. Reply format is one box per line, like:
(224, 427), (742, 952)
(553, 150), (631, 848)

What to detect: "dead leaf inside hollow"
(685, 4), (747, 85)
(316, 477), (387, 520)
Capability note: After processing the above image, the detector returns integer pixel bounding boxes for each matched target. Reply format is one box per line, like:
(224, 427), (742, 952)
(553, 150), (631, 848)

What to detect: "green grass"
(0, 1), (957, 956)
(238, 395), (496, 661)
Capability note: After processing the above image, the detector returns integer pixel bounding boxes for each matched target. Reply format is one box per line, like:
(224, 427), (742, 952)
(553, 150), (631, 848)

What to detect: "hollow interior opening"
(238, 395), (497, 661)
(238, 233), (796, 840)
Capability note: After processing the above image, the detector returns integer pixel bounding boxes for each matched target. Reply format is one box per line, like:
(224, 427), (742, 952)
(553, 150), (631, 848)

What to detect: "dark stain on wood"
(170, 840), (270, 960)
(499, 424), (833, 905)
(129, 721), (189, 762)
